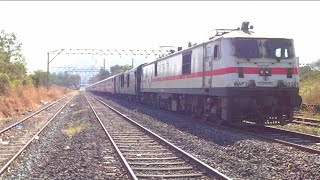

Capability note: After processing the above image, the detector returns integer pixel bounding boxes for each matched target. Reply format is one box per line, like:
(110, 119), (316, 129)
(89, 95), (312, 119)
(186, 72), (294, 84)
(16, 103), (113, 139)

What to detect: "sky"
(1, 1), (319, 77)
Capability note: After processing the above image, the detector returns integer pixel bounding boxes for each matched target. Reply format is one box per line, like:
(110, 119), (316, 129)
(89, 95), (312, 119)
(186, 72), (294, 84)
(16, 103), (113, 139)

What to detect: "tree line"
(0, 29), (80, 95)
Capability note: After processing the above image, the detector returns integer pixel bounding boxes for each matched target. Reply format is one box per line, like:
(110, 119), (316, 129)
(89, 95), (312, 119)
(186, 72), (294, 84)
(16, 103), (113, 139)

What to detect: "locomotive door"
(113, 77), (116, 94)
(203, 43), (213, 88)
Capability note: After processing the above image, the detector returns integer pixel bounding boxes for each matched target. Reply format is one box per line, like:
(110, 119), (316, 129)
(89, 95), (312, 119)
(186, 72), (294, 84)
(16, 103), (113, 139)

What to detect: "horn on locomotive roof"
(241, 21), (254, 34)
(209, 21), (254, 40)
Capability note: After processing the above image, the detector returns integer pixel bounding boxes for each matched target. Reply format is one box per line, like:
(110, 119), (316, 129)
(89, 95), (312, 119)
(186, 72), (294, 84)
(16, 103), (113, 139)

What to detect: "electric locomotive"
(139, 22), (302, 124)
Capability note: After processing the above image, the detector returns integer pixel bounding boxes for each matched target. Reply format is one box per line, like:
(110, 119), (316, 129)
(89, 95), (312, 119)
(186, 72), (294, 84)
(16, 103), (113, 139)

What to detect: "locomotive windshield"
(265, 39), (294, 59)
(233, 38), (294, 60)
(234, 39), (260, 58)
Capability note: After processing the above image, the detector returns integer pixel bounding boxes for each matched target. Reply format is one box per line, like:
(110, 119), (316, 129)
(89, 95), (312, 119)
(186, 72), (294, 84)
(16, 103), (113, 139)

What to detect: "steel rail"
(292, 116), (320, 128)
(89, 93), (231, 180)
(225, 124), (320, 155)
(0, 95), (68, 134)
(0, 95), (75, 175)
(84, 93), (137, 180)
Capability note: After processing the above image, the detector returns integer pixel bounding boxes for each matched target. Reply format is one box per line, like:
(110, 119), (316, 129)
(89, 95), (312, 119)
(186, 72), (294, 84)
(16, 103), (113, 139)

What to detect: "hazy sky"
(1, 1), (319, 74)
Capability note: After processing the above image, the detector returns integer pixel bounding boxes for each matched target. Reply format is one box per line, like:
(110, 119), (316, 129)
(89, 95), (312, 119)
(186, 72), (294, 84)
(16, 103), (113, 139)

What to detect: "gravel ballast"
(88, 95), (214, 180)
(1, 93), (128, 180)
(96, 94), (320, 179)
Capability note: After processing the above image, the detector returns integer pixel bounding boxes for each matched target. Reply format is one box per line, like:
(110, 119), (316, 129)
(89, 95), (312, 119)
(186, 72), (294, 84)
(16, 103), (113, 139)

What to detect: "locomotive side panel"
(141, 45), (204, 93)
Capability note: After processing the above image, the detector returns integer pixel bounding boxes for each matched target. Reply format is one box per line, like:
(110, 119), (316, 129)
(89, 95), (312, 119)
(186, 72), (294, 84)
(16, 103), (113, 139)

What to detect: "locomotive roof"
(143, 30), (293, 66)
(216, 30), (292, 40)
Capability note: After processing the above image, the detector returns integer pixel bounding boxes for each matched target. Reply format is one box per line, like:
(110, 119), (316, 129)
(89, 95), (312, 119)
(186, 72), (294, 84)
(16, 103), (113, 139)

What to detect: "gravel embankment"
(1, 93), (128, 180)
(0, 100), (55, 131)
(96, 94), (320, 179)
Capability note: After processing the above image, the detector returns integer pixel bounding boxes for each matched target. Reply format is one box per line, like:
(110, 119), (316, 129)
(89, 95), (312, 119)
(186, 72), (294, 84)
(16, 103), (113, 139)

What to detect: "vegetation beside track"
(0, 85), (71, 119)
(0, 29), (77, 120)
(298, 59), (320, 120)
(299, 59), (320, 104)
(277, 124), (320, 136)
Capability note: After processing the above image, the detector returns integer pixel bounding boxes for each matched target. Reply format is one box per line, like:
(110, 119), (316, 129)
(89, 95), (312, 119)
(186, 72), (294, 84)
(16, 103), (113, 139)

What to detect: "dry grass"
(72, 109), (87, 117)
(0, 85), (72, 119)
(279, 124), (320, 136)
(300, 80), (320, 104)
(62, 121), (86, 137)
(300, 110), (320, 120)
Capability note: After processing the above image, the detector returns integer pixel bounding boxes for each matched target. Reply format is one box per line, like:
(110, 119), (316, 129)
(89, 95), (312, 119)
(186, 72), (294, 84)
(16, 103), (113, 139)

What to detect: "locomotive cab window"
(182, 52), (192, 74)
(234, 38), (260, 58)
(265, 39), (293, 59)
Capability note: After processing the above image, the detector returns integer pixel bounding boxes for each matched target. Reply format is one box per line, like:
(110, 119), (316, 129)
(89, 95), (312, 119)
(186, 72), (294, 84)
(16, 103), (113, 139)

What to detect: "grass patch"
(299, 110), (320, 120)
(62, 121), (86, 137)
(72, 109), (87, 116)
(300, 79), (320, 104)
(314, 114), (320, 120)
(279, 124), (320, 136)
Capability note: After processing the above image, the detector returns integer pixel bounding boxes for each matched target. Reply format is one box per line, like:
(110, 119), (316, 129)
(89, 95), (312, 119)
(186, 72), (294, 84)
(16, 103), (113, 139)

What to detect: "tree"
(89, 68), (111, 84)
(0, 30), (28, 94)
(30, 70), (48, 87)
(50, 72), (81, 88)
(97, 68), (110, 80)
(110, 64), (132, 75)
(0, 30), (25, 63)
(30, 70), (81, 89)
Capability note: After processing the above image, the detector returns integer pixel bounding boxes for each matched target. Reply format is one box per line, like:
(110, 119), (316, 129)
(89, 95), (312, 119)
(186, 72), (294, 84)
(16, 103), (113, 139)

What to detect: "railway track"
(226, 124), (320, 155)
(0, 95), (74, 175)
(85, 93), (231, 180)
(291, 116), (320, 128)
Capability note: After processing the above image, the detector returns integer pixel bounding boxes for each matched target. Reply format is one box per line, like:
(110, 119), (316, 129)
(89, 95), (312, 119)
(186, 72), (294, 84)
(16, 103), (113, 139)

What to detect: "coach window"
(182, 52), (192, 74)
(214, 45), (220, 60)
(127, 74), (130, 87)
(121, 75), (124, 87)
(154, 62), (158, 77)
